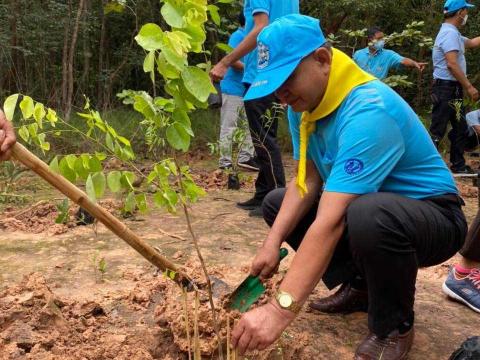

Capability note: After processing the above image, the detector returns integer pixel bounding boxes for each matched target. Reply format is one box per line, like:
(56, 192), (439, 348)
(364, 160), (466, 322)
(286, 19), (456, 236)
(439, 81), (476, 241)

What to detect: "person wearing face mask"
(430, 0), (480, 175)
(352, 27), (427, 80)
(230, 14), (466, 360)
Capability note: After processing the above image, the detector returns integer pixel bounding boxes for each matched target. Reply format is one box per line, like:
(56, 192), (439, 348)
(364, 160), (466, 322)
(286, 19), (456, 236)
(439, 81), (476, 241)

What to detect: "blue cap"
(244, 14), (326, 101)
(443, 0), (475, 13)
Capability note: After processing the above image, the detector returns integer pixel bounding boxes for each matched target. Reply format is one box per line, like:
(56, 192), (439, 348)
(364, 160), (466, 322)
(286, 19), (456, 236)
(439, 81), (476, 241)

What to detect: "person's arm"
(401, 57), (428, 72)
(0, 109), (16, 161)
(232, 191), (357, 354)
(231, 60), (244, 72)
(445, 51), (479, 100)
(465, 36), (480, 49)
(250, 161), (323, 280)
(210, 13), (269, 81)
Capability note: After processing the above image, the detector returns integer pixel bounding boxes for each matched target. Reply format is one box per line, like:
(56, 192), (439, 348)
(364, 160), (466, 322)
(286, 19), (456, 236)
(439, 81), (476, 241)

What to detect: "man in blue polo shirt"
(430, 0), (480, 174)
(353, 27), (427, 79)
(218, 13), (257, 171)
(210, 1), (299, 217)
(230, 15), (466, 360)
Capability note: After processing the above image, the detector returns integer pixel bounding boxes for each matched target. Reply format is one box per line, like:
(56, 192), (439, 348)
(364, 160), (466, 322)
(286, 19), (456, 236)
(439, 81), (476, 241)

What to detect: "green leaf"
(143, 51), (156, 73)
(172, 109), (193, 136)
(19, 96), (35, 119)
(55, 199), (70, 224)
(49, 156), (60, 174)
(161, 2), (185, 28)
(46, 108), (57, 127)
(124, 191), (137, 214)
(33, 103), (46, 128)
(107, 171), (122, 193)
(135, 23), (164, 51)
(166, 123), (190, 152)
(121, 171), (136, 190)
(74, 157), (90, 181)
(91, 172), (106, 199)
(3, 94), (19, 121)
(216, 42), (233, 53)
(163, 189), (178, 212)
(135, 193), (148, 213)
(181, 66), (216, 102)
(18, 126), (30, 142)
(65, 154), (77, 169)
(59, 157), (77, 182)
(207, 5), (220, 26)
(89, 156), (102, 172)
(86, 174), (96, 202)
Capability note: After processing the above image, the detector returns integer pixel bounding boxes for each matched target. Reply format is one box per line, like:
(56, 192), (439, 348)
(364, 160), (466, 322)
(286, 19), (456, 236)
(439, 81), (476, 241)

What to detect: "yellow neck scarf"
(296, 48), (376, 197)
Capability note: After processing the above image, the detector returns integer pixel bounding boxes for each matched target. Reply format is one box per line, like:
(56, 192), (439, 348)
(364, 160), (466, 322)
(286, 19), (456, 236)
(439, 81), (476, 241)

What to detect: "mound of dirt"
(0, 261), (314, 359)
(0, 200), (121, 235)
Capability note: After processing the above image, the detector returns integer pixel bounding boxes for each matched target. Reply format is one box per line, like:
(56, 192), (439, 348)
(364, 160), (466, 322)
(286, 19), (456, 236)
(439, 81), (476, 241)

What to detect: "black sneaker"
(451, 165), (475, 175)
(238, 158), (259, 172)
(248, 206), (263, 217)
(219, 164), (232, 171)
(236, 197), (263, 210)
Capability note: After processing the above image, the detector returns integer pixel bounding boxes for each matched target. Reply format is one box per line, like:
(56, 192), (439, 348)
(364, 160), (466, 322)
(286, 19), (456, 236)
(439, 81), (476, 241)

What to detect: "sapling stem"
(182, 289), (192, 360)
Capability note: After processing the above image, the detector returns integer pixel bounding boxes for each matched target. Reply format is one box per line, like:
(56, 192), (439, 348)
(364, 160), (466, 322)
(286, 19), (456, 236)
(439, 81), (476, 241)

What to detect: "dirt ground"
(1, 157), (479, 359)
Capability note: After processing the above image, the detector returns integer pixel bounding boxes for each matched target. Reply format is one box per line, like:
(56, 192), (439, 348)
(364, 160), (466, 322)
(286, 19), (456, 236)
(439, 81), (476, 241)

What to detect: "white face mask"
(461, 14), (468, 25)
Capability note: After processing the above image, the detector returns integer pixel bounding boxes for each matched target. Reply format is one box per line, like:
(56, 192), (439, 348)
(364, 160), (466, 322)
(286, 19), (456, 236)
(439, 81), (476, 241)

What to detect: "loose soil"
(0, 158), (479, 359)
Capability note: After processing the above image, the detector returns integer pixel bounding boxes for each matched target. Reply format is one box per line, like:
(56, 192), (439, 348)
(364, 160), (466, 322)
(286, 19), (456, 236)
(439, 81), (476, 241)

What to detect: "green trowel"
(228, 248), (289, 313)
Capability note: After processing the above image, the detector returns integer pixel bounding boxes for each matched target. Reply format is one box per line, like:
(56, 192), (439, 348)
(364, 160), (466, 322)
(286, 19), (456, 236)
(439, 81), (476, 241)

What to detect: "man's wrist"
(269, 298), (298, 319)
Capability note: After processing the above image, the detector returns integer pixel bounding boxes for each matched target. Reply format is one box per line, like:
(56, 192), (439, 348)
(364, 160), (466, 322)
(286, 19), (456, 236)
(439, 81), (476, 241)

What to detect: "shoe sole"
(237, 163), (259, 171)
(236, 204), (260, 210)
(442, 282), (480, 313)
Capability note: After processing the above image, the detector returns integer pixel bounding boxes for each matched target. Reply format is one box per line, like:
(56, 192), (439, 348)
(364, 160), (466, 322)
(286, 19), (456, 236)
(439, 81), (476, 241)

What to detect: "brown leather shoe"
(354, 328), (414, 360)
(309, 283), (368, 314)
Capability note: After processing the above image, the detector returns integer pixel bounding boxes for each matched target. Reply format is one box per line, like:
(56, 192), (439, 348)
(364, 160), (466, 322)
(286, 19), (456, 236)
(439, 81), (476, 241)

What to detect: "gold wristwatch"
(275, 290), (302, 314)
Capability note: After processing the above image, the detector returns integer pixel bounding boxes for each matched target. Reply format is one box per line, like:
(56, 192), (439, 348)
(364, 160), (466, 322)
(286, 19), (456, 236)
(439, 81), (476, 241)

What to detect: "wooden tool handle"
(11, 142), (192, 289)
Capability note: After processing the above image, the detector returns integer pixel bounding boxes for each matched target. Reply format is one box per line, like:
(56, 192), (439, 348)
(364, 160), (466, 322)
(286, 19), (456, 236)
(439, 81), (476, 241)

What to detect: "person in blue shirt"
(229, 15), (466, 360)
(210, 0), (299, 217)
(353, 27), (427, 79)
(430, 0), (480, 175)
(218, 13), (257, 171)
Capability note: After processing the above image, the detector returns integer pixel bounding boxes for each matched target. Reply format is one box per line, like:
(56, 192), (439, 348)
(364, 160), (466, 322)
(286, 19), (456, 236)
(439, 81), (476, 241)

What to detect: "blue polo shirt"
(433, 23), (467, 80)
(288, 80), (457, 199)
(220, 28), (247, 97)
(353, 47), (404, 79)
(243, 0), (299, 85)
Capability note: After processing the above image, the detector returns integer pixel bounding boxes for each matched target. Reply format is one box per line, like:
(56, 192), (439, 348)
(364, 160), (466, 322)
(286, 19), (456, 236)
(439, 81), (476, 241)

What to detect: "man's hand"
(231, 302), (295, 355)
(250, 242), (281, 280)
(0, 110), (16, 161)
(210, 60), (229, 82)
(466, 84), (480, 101)
(414, 62), (428, 72)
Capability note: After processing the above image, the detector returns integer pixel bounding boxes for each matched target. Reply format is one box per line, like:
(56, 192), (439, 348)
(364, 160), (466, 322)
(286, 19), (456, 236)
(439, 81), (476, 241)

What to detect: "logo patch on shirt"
(344, 159), (364, 175)
(257, 42), (270, 69)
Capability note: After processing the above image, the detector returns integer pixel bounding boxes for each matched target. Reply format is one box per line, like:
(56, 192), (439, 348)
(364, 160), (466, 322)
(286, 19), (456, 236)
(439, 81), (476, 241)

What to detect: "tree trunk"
(61, 0), (72, 116)
(65, 0), (86, 120)
(97, 0), (107, 109)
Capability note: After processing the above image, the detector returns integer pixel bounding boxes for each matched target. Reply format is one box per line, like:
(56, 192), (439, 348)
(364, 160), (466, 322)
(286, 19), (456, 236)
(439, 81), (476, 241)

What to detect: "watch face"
(279, 294), (293, 308)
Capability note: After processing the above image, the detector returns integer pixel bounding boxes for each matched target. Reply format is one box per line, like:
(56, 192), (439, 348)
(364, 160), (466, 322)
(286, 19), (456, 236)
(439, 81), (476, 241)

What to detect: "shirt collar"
(441, 23), (460, 32)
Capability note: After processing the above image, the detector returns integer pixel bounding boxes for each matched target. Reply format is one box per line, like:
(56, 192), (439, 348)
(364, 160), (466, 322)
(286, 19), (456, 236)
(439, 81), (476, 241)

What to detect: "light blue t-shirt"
(243, 0), (299, 85)
(288, 80), (457, 199)
(467, 110), (480, 135)
(433, 23), (467, 80)
(220, 28), (247, 97)
(353, 47), (404, 79)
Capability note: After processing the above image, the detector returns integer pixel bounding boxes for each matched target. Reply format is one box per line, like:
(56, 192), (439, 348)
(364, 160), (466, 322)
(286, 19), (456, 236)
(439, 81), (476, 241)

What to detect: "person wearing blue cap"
(353, 27), (427, 80)
(210, 0), (299, 217)
(230, 14), (467, 360)
(430, 0), (480, 175)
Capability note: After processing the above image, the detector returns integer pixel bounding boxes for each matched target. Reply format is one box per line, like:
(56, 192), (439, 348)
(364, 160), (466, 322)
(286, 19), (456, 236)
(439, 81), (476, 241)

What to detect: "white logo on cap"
(257, 42), (270, 69)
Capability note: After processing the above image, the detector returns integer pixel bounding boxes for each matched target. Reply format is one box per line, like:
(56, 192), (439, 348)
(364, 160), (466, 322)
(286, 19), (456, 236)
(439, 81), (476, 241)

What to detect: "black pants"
(430, 81), (468, 170)
(243, 92), (286, 200)
(263, 188), (467, 337)
(460, 211), (480, 262)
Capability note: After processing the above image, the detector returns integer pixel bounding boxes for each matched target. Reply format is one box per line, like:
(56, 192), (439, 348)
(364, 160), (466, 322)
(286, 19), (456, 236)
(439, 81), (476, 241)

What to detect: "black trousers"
(263, 188), (467, 337)
(243, 92), (286, 200)
(460, 211), (480, 262)
(430, 81), (468, 170)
